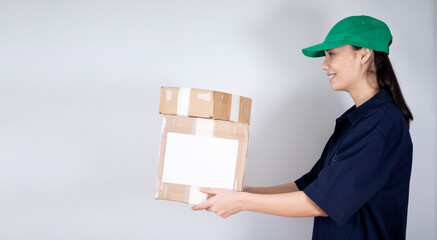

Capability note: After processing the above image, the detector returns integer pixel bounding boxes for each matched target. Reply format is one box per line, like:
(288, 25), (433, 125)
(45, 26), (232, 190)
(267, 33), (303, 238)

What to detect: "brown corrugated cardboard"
(155, 115), (249, 204)
(159, 87), (252, 124)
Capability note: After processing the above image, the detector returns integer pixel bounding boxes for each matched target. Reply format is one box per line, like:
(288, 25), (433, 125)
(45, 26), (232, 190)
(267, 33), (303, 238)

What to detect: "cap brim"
(302, 42), (345, 58)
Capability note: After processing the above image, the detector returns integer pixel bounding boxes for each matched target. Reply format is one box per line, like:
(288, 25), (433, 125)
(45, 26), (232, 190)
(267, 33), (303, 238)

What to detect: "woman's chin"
(330, 84), (339, 91)
(330, 82), (345, 91)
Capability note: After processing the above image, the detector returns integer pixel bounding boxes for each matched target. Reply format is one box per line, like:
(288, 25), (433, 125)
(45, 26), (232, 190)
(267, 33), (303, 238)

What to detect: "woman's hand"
(191, 187), (245, 218)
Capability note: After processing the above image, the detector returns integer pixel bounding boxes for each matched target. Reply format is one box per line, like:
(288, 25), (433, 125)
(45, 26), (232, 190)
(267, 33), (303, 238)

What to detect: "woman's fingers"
(199, 187), (219, 195)
(192, 188), (239, 218)
(192, 201), (211, 211)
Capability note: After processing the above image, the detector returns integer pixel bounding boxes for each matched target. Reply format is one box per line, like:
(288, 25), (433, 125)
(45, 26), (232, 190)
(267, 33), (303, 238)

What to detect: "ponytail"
(352, 44), (413, 128)
(373, 51), (413, 128)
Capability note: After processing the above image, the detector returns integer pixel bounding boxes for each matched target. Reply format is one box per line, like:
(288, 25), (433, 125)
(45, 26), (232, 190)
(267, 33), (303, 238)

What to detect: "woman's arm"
(192, 187), (327, 219)
(243, 182), (299, 194)
(242, 190), (327, 217)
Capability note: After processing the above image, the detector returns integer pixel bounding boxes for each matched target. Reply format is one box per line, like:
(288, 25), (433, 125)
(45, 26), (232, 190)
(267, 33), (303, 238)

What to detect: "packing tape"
(189, 186), (208, 205)
(165, 89), (173, 101)
(195, 118), (214, 137)
(230, 94), (240, 122)
(197, 92), (212, 102)
(177, 88), (191, 116)
(190, 117), (214, 204)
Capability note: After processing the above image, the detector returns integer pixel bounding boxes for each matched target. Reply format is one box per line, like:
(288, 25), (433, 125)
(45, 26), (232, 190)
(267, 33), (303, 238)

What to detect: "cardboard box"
(159, 87), (252, 124)
(155, 115), (249, 204)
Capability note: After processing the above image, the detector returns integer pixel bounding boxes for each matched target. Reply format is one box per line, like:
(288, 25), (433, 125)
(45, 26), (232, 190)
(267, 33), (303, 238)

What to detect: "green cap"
(302, 15), (393, 58)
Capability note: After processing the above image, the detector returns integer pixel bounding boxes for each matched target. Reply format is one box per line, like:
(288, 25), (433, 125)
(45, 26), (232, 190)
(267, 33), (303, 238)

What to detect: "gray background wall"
(1, 0), (435, 239)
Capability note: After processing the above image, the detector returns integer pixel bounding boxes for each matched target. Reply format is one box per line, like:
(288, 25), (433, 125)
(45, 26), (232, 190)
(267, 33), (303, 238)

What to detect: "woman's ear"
(360, 48), (373, 65)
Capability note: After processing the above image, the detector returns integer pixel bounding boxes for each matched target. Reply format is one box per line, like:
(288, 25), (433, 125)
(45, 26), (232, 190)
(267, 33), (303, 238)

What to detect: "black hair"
(352, 43), (413, 128)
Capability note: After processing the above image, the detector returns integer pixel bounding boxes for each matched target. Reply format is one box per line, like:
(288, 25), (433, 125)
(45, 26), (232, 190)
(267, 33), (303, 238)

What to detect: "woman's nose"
(321, 59), (329, 71)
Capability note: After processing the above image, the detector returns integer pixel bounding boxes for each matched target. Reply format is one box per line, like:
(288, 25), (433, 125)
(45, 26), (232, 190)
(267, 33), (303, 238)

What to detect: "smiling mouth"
(329, 74), (336, 80)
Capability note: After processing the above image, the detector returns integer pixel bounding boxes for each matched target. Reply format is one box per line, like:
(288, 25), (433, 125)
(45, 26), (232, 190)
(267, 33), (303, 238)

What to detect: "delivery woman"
(192, 15), (413, 240)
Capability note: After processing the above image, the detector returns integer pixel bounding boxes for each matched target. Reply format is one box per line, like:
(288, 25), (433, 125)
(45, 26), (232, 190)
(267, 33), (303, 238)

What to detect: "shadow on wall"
(244, 3), (345, 190)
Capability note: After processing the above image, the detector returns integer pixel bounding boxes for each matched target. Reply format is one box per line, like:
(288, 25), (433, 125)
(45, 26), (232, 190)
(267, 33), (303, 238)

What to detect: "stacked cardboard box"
(155, 87), (252, 204)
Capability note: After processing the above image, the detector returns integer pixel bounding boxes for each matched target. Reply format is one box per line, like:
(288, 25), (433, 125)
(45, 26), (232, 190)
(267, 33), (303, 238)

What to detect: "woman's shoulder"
(356, 101), (409, 141)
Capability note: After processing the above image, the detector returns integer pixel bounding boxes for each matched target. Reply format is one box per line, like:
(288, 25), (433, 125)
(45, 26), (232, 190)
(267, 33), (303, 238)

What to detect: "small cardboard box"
(159, 87), (252, 124)
(155, 115), (249, 204)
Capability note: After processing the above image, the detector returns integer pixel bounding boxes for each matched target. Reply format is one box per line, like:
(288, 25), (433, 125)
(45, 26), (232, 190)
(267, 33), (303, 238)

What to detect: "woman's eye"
(328, 52), (335, 57)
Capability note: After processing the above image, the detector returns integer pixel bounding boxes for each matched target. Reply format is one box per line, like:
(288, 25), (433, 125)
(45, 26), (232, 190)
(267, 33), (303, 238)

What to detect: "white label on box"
(162, 132), (239, 189)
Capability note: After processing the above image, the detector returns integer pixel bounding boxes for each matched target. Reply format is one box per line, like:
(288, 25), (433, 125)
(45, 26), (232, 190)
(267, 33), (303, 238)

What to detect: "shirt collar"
(336, 89), (393, 126)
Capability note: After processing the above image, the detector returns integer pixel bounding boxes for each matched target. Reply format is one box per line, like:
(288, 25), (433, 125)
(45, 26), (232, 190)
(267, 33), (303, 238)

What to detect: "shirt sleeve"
(295, 158), (323, 190)
(295, 135), (333, 190)
(303, 129), (390, 226)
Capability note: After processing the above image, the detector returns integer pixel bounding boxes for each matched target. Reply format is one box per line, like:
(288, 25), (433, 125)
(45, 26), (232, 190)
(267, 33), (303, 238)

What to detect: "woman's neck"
(348, 75), (380, 107)
(350, 88), (380, 107)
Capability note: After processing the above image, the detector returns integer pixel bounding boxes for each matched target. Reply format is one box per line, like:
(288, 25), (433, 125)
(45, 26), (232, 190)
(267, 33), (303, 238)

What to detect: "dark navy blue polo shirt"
(295, 89), (413, 240)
